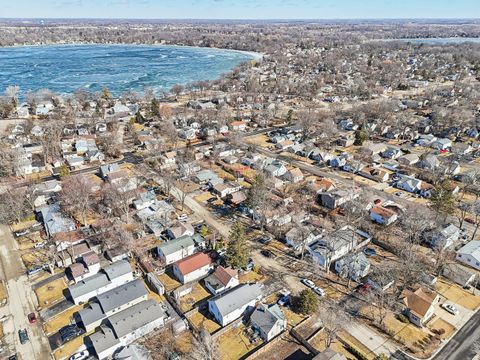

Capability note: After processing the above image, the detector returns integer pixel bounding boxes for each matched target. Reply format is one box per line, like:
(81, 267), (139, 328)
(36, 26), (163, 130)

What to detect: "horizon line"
(1, 17), (480, 21)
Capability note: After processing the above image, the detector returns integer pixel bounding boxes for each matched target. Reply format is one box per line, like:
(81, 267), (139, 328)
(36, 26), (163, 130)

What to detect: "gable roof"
(97, 279), (147, 314)
(108, 299), (165, 338)
(403, 287), (438, 318)
(250, 303), (285, 335)
(214, 266), (239, 286)
(174, 252), (212, 276)
(209, 283), (263, 317)
(457, 240), (480, 261)
(158, 234), (205, 256)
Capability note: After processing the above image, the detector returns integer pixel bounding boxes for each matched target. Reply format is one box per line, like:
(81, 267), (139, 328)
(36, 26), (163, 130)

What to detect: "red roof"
(82, 251), (100, 266)
(174, 253), (213, 275)
(214, 266), (238, 286)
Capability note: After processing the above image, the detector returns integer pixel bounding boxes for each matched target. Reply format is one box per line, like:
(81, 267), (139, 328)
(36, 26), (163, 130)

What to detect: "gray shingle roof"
(104, 260), (132, 281)
(69, 273), (110, 300)
(157, 234), (205, 256)
(77, 302), (104, 327)
(250, 303), (285, 334)
(209, 283), (263, 317)
(108, 300), (165, 338)
(88, 325), (120, 355)
(97, 279), (147, 314)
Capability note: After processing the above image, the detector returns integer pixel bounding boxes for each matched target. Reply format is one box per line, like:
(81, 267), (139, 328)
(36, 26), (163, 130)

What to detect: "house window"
(476, 262), (479, 266)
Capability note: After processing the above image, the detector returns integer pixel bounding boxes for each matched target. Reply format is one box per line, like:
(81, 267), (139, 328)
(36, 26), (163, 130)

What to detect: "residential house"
(172, 252), (214, 284)
(442, 264), (476, 288)
(308, 226), (371, 270)
(275, 140), (294, 151)
(213, 182), (242, 198)
(283, 167), (304, 183)
(100, 164), (121, 179)
(369, 206), (398, 226)
(359, 166), (390, 183)
(75, 279), (148, 332)
(363, 142), (388, 156)
(334, 253), (370, 281)
(402, 288), (439, 327)
(229, 121), (247, 132)
(208, 283), (263, 326)
(167, 223), (195, 240)
(264, 161), (287, 177)
(381, 147), (403, 160)
(204, 266), (239, 295)
(66, 156), (85, 169)
(284, 226), (322, 251)
(319, 188), (360, 210)
(87, 300), (166, 359)
(398, 153), (419, 166)
(250, 303), (287, 341)
(395, 175), (422, 194)
(133, 192), (156, 211)
(426, 224), (461, 249)
(195, 169), (221, 185)
(418, 155), (440, 170)
(179, 162), (201, 177)
(416, 134), (437, 147)
(67, 251), (101, 283)
(157, 234), (205, 265)
(37, 204), (76, 237)
(456, 241), (480, 270)
(431, 138), (452, 151)
(68, 260), (134, 304)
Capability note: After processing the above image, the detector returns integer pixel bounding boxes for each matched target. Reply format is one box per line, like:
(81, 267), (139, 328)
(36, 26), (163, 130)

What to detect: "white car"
(70, 350), (89, 360)
(177, 214), (188, 221)
(313, 287), (326, 297)
(301, 278), (315, 289)
(441, 303), (459, 315)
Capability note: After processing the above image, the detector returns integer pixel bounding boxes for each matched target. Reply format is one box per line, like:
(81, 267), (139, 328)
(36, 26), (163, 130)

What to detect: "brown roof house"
(402, 287), (439, 327)
(204, 266), (240, 295)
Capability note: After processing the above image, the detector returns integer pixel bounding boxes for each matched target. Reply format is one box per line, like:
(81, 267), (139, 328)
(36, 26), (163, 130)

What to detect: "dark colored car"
(18, 329), (29, 344)
(260, 250), (274, 258)
(258, 236), (272, 245)
(60, 325), (84, 342)
(363, 248), (377, 257)
(28, 312), (37, 324)
(8, 355), (18, 360)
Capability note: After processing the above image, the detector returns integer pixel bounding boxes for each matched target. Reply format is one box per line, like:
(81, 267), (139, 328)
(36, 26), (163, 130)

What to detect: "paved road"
(432, 309), (480, 360)
(0, 224), (51, 360)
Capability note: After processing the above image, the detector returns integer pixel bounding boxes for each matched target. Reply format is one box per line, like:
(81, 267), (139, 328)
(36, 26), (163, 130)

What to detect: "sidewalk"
(346, 321), (398, 357)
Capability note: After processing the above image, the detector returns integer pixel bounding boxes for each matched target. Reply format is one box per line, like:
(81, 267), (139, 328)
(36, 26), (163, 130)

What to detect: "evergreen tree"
(225, 222), (250, 269)
(296, 289), (318, 315)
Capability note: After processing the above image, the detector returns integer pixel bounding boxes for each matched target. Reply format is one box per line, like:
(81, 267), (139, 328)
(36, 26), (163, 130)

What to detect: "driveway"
(0, 224), (51, 359)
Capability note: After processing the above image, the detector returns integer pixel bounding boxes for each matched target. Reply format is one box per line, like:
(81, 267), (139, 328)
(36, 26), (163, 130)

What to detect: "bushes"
(397, 314), (410, 323)
(344, 343), (369, 360)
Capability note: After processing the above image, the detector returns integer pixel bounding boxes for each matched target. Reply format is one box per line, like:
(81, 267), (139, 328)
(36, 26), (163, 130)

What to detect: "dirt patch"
(43, 304), (82, 335)
(188, 308), (221, 334)
(428, 318), (456, 340)
(0, 280), (7, 306)
(34, 277), (67, 308)
(179, 283), (211, 312)
(158, 273), (181, 292)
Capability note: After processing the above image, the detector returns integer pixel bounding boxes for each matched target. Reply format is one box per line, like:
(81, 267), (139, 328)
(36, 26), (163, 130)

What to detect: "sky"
(0, 0), (479, 20)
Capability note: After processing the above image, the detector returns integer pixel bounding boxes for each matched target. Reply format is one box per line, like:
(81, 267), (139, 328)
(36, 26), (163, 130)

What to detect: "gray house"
(37, 203), (76, 237)
(334, 253), (370, 281)
(250, 303), (287, 341)
(75, 279), (148, 332)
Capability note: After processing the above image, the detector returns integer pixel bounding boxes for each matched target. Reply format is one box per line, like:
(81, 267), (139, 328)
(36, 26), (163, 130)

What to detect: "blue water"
(0, 44), (256, 96)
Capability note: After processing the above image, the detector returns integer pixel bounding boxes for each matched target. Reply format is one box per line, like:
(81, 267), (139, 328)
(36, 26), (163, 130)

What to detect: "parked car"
(177, 214), (188, 221)
(277, 294), (291, 306)
(60, 325), (83, 342)
(244, 258), (255, 271)
(8, 355), (17, 360)
(301, 278), (315, 289)
(441, 303), (459, 315)
(27, 312), (36, 324)
(313, 287), (326, 297)
(207, 197), (217, 204)
(260, 250), (274, 258)
(26, 266), (43, 276)
(18, 329), (29, 344)
(258, 236), (273, 245)
(70, 350), (89, 360)
(34, 241), (47, 249)
(363, 248), (377, 257)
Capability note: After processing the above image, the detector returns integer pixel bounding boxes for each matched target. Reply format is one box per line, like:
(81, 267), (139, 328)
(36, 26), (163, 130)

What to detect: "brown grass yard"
(217, 324), (263, 360)
(179, 283), (211, 313)
(428, 318), (456, 340)
(158, 272), (181, 292)
(436, 279), (480, 310)
(187, 309), (221, 334)
(43, 304), (83, 335)
(34, 277), (67, 308)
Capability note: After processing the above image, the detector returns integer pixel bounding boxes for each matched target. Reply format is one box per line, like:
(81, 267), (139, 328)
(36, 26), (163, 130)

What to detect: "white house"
(250, 303), (287, 342)
(172, 252), (213, 284)
(284, 167), (304, 183)
(308, 226), (371, 270)
(431, 138), (452, 150)
(456, 241), (480, 270)
(208, 283), (263, 327)
(395, 175), (422, 193)
(369, 206), (398, 226)
(88, 299), (166, 359)
(204, 266), (240, 295)
(157, 234), (205, 265)
(334, 253), (370, 282)
(68, 260), (134, 304)
(426, 224), (461, 249)
(402, 288), (439, 327)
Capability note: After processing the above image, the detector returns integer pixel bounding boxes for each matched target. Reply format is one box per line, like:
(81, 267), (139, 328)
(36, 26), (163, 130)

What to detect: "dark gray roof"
(104, 260), (132, 281)
(97, 279), (148, 314)
(68, 273), (110, 300)
(88, 325), (120, 355)
(108, 300), (165, 338)
(208, 283), (263, 317)
(77, 302), (104, 327)
(250, 303), (285, 334)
